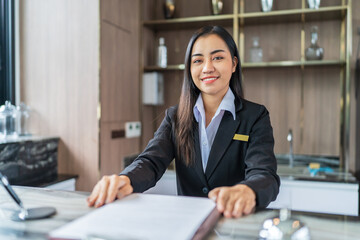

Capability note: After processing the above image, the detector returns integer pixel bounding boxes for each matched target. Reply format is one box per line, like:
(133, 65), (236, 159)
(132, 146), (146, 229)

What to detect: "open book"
(49, 193), (220, 240)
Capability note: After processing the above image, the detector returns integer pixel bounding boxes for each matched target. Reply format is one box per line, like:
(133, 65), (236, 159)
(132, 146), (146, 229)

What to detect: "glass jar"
(305, 26), (324, 61)
(250, 37), (263, 63)
(210, 0), (223, 15)
(261, 0), (273, 12)
(307, 0), (321, 9)
(16, 102), (31, 136)
(0, 101), (18, 138)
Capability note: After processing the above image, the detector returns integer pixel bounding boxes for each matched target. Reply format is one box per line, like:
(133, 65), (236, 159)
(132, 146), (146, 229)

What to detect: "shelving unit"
(141, 0), (352, 170)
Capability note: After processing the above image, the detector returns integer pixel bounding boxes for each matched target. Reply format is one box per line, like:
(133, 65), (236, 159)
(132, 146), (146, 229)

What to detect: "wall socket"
(125, 121), (141, 138)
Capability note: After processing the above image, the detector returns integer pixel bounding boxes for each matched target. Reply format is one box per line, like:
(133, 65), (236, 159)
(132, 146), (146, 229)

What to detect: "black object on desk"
(0, 171), (56, 221)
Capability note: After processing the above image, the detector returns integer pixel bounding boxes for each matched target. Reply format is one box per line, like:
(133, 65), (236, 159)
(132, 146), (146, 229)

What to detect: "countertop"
(0, 187), (359, 240)
(0, 136), (59, 144)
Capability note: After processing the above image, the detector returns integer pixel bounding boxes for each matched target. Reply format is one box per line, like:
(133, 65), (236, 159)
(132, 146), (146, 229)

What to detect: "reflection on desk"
(0, 186), (359, 240)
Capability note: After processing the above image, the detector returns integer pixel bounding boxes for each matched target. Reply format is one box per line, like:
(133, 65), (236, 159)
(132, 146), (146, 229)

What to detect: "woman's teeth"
(202, 77), (217, 82)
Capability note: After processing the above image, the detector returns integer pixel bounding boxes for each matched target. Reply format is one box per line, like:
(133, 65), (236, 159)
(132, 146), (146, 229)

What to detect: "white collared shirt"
(193, 88), (236, 172)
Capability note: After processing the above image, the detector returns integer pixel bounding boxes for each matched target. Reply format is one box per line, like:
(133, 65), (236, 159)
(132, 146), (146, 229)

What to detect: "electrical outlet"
(125, 121), (141, 138)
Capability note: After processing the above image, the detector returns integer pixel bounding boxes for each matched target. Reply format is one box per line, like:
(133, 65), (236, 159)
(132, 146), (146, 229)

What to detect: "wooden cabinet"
(141, 0), (352, 169)
(99, 0), (141, 177)
(268, 178), (359, 216)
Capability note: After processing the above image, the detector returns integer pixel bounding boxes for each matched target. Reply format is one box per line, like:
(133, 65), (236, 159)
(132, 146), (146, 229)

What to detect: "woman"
(87, 26), (280, 218)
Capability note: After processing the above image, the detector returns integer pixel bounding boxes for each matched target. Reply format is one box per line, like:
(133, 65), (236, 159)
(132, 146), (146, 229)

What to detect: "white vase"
(210, 0), (223, 15)
(307, 0), (321, 9)
(261, 0), (273, 12)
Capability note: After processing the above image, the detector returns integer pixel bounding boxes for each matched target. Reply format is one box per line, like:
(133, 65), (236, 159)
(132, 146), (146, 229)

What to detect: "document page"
(50, 193), (217, 240)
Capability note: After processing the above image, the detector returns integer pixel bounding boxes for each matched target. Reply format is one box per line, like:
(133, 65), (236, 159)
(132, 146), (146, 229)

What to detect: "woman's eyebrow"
(191, 53), (203, 58)
(191, 49), (225, 58)
(210, 49), (225, 55)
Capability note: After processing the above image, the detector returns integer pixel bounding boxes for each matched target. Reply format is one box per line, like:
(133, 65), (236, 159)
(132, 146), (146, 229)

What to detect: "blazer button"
(202, 187), (209, 194)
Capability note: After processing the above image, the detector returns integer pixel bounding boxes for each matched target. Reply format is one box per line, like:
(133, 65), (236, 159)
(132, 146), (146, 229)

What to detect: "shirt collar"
(193, 88), (236, 122)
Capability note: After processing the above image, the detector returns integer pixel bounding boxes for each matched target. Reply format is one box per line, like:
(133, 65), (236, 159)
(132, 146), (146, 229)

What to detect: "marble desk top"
(0, 136), (59, 144)
(0, 186), (359, 240)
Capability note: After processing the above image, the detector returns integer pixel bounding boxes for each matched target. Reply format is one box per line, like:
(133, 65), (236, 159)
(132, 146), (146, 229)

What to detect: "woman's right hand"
(87, 175), (133, 208)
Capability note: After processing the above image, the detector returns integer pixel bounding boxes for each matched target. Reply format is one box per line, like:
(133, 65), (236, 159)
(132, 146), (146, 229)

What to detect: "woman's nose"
(202, 59), (215, 73)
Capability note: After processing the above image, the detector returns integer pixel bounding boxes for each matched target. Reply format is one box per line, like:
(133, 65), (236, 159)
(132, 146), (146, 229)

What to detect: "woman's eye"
(193, 59), (202, 64)
(213, 56), (224, 61)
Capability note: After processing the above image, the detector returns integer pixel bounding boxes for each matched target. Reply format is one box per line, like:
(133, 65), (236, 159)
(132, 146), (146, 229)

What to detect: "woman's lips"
(201, 76), (219, 84)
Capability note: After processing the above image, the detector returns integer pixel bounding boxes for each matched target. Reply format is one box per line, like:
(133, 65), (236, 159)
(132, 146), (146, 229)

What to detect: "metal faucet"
(287, 129), (294, 168)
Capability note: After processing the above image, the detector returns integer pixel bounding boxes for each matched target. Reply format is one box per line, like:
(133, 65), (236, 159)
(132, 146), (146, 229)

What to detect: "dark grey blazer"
(121, 98), (280, 208)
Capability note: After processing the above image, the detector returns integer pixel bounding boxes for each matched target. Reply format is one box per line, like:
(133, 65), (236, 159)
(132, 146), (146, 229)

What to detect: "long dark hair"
(175, 26), (243, 166)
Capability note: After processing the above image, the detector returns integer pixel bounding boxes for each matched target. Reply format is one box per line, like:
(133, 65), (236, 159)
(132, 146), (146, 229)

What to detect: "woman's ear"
(232, 56), (238, 73)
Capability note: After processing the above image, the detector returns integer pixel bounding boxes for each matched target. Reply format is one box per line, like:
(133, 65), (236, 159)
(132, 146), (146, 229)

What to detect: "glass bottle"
(157, 37), (167, 68)
(307, 0), (321, 9)
(16, 102), (31, 136)
(261, 0), (273, 12)
(305, 26), (324, 61)
(0, 101), (18, 138)
(210, 0), (223, 15)
(250, 37), (263, 63)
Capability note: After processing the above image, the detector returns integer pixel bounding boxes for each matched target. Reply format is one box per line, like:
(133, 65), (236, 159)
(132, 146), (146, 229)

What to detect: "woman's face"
(190, 34), (237, 100)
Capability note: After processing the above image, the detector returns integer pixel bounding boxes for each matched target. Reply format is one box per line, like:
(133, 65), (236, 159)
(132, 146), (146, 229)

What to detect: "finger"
(216, 188), (229, 213)
(208, 188), (220, 202)
(224, 196), (237, 218)
(232, 199), (245, 218)
(116, 184), (133, 200)
(105, 175), (125, 204)
(87, 183), (100, 207)
(243, 199), (256, 215)
(95, 176), (110, 208)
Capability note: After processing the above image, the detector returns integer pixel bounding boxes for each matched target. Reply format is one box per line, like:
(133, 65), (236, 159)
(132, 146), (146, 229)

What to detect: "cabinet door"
(268, 179), (359, 216)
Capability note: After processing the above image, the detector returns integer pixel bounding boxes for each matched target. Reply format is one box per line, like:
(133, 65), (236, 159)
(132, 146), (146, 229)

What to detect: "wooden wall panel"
(100, 0), (141, 175)
(20, 0), (100, 191)
(303, 67), (340, 156)
(100, 21), (139, 122)
(243, 68), (302, 154)
(100, 122), (140, 176)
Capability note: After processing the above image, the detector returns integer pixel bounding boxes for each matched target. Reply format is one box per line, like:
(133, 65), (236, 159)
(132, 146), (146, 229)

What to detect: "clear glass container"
(16, 102), (31, 136)
(157, 37), (167, 68)
(210, 0), (223, 15)
(305, 26), (324, 61)
(0, 101), (18, 138)
(261, 0), (273, 12)
(307, 0), (321, 9)
(250, 37), (263, 63)
(259, 208), (311, 240)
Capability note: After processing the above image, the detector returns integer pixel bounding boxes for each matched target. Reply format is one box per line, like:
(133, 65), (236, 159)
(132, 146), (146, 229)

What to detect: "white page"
(50, 193), (216, 240)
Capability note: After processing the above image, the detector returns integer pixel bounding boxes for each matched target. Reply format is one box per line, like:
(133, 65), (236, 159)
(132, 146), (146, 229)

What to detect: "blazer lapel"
(193, 123), (209, 187)
(204, 99), (242, 180)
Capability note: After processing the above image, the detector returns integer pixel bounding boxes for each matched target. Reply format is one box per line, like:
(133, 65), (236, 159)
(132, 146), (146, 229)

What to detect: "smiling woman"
(0, 0), (15, 105)
(88, 26), (280, 219)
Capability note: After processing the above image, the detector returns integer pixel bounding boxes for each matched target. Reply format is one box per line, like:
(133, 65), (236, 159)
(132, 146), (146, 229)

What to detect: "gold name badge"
(233, 134), (249, 142)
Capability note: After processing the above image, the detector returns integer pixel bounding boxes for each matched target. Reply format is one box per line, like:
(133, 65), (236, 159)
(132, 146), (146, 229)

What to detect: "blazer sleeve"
(239, 105), (280, 207)
(120, 107), (176, 193)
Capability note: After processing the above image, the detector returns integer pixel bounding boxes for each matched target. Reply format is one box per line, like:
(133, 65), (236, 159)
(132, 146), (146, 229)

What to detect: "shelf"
(242, 60), (345, 68)
(143, 14), (234, 31)
(143, 6), (348, 30)
(240, 6), (348, 25)
(143, 61), (344, 72)
(144, 64), (185, 72)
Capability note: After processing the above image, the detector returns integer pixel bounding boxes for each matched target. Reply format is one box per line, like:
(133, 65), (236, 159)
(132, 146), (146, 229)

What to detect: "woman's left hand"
(208, 184), (256, 218)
